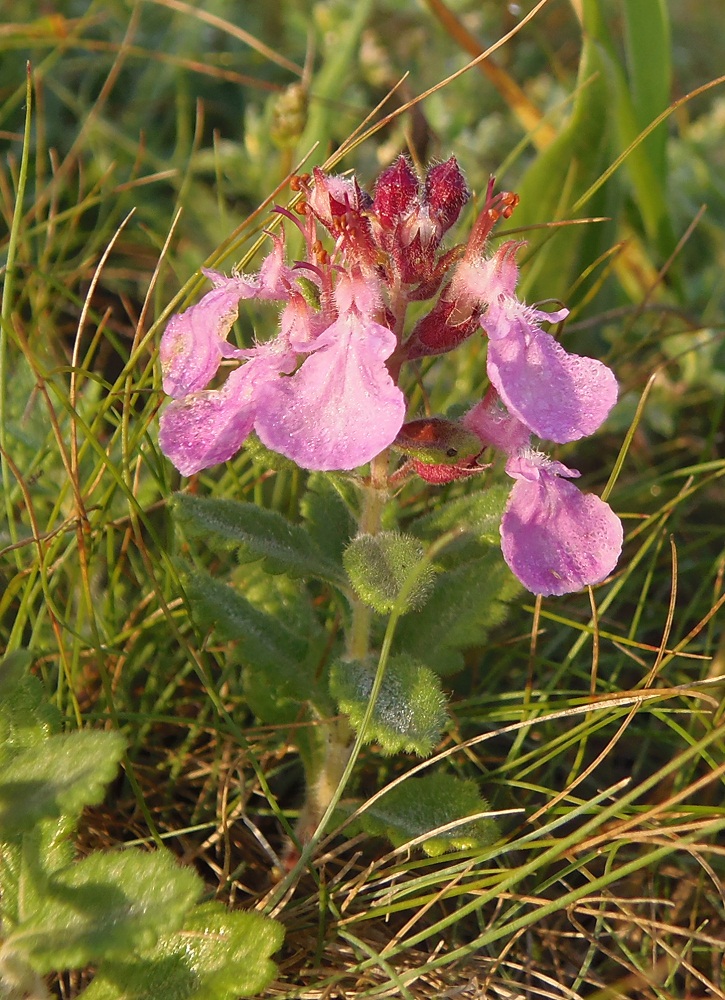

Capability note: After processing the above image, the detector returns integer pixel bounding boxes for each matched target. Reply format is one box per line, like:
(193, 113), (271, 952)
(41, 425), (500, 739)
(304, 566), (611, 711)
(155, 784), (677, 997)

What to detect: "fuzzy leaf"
(186, 571), (308, 669)
(300, 472), (357, 569)
(173, 494), (345, 586)
(330, 655), (447, 757)
(186, 571), (331, 723)
(393, 552), (521, 675)
(354, 773), (498, 857)
(410, 485), (509, 562)
(0, 730), (126, 838)
(82, 901), (283, 1000)
(0, 651), (60, 762)
(343, 531), (436, 615)
(9, 848), (201, 973)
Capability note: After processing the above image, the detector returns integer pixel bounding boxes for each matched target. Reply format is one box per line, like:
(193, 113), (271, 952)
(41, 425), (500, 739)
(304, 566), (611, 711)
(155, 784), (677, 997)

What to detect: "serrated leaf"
(82, 901), (283, 1000)
(330, 655), (447, 757)
(393, 553), (521, 675)
(173, 494), (345, 586)
(13, 848), (201, 973)
(0, 730), (126, 837)
(355, 773), (498, 857)
(0, 651), (60, 763)
(1, 818), (77, 927)
(343, 532), (437, 615)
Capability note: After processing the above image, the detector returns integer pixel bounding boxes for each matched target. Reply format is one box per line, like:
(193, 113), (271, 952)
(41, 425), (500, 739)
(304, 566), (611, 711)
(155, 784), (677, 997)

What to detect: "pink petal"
(463, 390), (531, 455)
(485, 311), (618, 443)
(255, 315), (406, 471)
(202, 237), (293, 300)
(160, 286), (246, 397)
(158, 361), (275, 476)
(279, 294), (328, 352)
(500, 469), (623, 596)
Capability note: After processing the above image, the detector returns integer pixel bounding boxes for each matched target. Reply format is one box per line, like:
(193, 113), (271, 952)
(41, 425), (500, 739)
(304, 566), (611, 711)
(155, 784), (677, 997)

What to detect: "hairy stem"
(294, 450), (390, 844)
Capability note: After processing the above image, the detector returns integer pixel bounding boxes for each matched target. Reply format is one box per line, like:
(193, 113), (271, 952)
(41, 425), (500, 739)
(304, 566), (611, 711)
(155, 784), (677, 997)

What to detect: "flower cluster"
(159, 157), (622, 596)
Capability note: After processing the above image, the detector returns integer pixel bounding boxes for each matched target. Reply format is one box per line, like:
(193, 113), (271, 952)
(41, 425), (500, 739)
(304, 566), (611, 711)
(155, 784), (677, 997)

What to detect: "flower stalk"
(158, 155), (624, 862)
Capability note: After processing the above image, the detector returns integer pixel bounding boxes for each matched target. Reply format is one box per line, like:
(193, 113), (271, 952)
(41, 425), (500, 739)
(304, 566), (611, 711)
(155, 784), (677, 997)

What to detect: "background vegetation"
(1, 0), (724, 996)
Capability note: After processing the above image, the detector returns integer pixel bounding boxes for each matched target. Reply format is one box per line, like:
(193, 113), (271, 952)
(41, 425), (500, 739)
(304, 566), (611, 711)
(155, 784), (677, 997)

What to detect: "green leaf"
(330, 654), (447, 757)
(354, 773), (498, 857)
(0, 818), (77, 928)
(343, 531), (437, 615)
(186, 571), (308, 667)
(10, 848), (201, 973)
(82, 902), (283, 1000)
(393, 553), (521, 675)
(173, 494), (345, 586)
(410, 485), (509, 558)
(186, 570), (332, 724)
(0, 650), (60, 763)
(300, 472), (357, 569)
(0, 730), (126, 838)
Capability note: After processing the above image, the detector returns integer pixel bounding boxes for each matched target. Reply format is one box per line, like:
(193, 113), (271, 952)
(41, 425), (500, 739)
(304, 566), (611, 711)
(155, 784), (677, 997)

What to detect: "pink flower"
(158, 347), (291, 476)
(464, 394), (622, 596)
(255, 274), (406, 471)
(159, 236), (293, 399)
(158, 255), (405, 475)
(468, 243), (618, 442)
(501, 451), (623, 596)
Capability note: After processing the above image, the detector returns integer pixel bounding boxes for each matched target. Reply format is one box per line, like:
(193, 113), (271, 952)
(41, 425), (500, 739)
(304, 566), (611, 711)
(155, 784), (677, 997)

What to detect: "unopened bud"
(423, 157), (469, 237)
(403, 292), (481, 360)
(373, 155), (419, 228)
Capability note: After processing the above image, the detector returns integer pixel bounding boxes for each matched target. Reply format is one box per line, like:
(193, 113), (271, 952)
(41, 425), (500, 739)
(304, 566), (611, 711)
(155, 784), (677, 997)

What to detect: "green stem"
(291, 451), (390, 848)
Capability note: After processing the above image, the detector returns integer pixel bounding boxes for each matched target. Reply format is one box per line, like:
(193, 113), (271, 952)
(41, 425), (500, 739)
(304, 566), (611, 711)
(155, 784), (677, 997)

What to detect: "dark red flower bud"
(409, 456), (486, 484)
(423, 157), (469, 237)
(403, 291), (481, 361)
(373, 155), (420, 228)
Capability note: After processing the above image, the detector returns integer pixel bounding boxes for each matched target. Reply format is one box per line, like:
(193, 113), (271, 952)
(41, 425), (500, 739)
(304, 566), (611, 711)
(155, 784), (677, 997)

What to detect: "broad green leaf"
(393, 553), (521, 676)
(0, 651), (60, 762)
(0, 730), (125, 837)
(13, 848), (201, 973)
(343, 532), (437, 615)
(353, 773), (498, 857)
(186, 570), (306, 669)
(409, 485), (509, 562)
(173, 494), (345, 586)
(0, 818), (76, 927)
(330, 655), (447, 757)
(82, 902), (283, 1000)
(186, 571), (332, 723)
(300, 472), (357, 569)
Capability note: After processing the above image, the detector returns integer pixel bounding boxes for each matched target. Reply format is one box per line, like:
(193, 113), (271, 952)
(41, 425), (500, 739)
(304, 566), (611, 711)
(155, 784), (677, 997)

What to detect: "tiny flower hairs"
(159, 157), (622, 595)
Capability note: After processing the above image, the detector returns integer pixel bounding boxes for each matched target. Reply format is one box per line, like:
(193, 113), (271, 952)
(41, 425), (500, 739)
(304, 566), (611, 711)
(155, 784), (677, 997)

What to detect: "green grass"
(2, 0), (725, 997)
